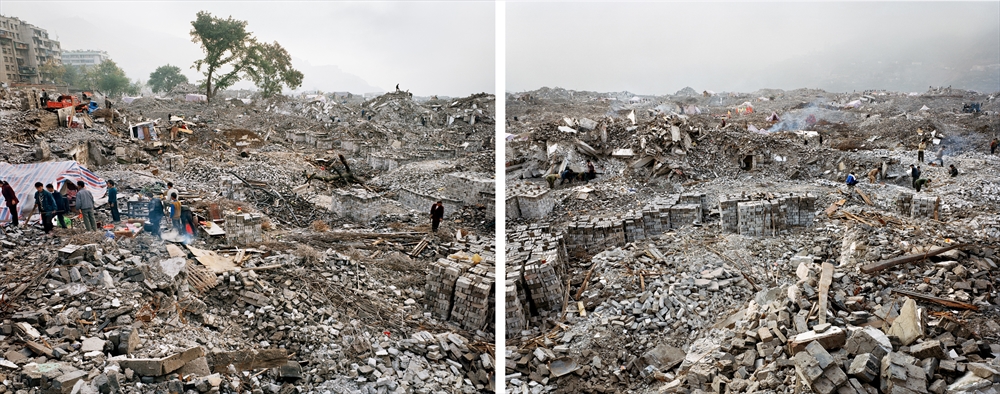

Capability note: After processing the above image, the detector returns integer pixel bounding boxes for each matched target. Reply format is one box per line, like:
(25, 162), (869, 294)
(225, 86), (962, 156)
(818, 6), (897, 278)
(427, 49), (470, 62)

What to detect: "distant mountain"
(292, 58), (383, 94)
(760, 28), (1000, 93)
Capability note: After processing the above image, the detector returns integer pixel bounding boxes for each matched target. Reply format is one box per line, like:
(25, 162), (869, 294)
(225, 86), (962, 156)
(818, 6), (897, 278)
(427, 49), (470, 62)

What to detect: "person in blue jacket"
(34, 182), (57, 235)
(106, 180), (120, 223)
(45, 184), (68, 229)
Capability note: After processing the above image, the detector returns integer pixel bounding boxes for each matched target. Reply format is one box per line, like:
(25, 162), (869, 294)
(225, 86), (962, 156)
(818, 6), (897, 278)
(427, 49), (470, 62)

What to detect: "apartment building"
(0, 15), (62, 85)
(62, 49), (110, 67)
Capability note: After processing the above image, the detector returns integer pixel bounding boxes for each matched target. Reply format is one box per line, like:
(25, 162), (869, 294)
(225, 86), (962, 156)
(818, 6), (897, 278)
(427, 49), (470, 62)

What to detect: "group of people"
(146, 182), (195, 239)
(5, 180), (103, 236)
(544, 160), (598, 189)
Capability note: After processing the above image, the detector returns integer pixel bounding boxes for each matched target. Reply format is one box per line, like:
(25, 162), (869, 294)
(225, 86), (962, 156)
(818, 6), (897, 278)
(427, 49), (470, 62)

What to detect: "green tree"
(126, 79), (144, 96)
(148, 64), (189, 93)
(245, 41), (303, 98)
(85, 60), (132, 97)
(39, 59), (66, 85)
(62, 64), (84, 88)
(190, 11), (252, 102)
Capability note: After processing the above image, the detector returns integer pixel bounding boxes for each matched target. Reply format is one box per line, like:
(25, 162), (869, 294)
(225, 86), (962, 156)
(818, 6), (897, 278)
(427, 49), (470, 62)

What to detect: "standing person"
(169, 193), (182, 230)
(2, 180), (19, 227)
(586, 160), (597, 182)
(949, 164), (959, 177)
(33, 182), (57, 235)
(63, 181), (79, 212)
(917, 140), (926, 163)
(40, 90), (49, 107)
(164, 182), (179, 202)
(867, 168), (880, 184)
(910, 165), (921, 189)
(429, 201), (444, 233)
(106, 180), (120, 223)
(147, 193), (164, 237)
(45, 184), (68, 229)
(914, 178), (931, 192)
(991, 138), (998, 155)
(75, 181), (97, 231)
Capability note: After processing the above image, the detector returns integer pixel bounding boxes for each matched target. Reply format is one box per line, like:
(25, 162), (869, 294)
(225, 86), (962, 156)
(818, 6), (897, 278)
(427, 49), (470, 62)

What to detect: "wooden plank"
(891, 289), (978, 311)
(855, 188), (873, 206)
(817, 262), (834, 325)
(861, 243), (968, 274)
(166, 244), (186, 258)
(825, 199), (846, 217)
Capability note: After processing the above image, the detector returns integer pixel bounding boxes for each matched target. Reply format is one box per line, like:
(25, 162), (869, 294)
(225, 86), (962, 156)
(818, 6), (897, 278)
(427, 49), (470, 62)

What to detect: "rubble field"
(0, 85), (497, 393)
(504, 86), (1000, 394)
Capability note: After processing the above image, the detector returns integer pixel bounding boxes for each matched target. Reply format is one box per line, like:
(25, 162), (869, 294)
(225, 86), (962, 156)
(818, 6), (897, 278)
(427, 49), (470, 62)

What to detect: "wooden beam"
(817, 263), (834, 325)
(861, 243), (969, 274)
(891, 289), (978, 311)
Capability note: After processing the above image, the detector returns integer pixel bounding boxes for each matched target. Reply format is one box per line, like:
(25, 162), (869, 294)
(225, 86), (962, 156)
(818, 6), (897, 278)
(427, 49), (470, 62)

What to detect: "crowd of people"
(0, 179), (195, 240)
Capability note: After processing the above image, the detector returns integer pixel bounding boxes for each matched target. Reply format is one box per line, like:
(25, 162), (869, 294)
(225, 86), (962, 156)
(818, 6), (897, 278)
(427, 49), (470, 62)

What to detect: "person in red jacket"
(1, 180), (19, 227)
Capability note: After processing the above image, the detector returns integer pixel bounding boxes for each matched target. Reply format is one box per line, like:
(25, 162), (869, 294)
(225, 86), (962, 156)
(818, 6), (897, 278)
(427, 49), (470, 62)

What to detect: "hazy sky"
(1, 1), (495, 96)
(508, 2), (1000, 94)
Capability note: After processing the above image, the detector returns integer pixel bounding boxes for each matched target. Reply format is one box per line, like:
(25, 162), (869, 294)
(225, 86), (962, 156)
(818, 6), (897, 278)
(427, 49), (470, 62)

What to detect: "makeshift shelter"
(0, 161), (108, 222)
(185, 94), (208, 102)
(766, 111), (780, 122)
(129, 121), (159, 141)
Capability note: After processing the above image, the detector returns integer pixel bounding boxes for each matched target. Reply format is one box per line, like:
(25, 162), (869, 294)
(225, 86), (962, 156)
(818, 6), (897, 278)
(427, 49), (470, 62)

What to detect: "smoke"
(767, 104), (855, 132)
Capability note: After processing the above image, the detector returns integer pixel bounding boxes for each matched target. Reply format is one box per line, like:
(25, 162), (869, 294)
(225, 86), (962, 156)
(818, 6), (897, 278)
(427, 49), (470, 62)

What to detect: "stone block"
(789, 326), (847, 354)
(887, 298), (923, 346)
(909, 340), (946, 360)
(847, 353), (879, 383)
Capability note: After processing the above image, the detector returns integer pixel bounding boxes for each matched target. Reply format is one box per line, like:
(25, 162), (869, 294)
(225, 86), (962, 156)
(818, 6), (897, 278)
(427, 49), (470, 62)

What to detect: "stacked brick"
(640, 195), (681, 235)
(504, 274), (527, 338)
(449, 264), (495, 332)
(564, 193), (708, 257)
(565, 216), (626, 257)
(669, 204), (702, 228)
(895, 191), (939, 219)
(506, 224), (567, 270)
(895, 192), (913, 215)
(224, 213), (263, 245)
(425, 258), (471, 320)
(719, 195), (750, 233)
(523, 258), (564, 315)
(507, 183), (555, 219)
(219, 176), (244, 201)
(726, 193), (816, 236)
(679, 192), (710, 212)
(424, 248), (496, 333)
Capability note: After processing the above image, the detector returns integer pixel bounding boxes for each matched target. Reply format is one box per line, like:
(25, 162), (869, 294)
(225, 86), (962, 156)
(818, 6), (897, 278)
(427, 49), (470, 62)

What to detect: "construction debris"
(504, 86), (999, 393)
(0, 84), (496, 393)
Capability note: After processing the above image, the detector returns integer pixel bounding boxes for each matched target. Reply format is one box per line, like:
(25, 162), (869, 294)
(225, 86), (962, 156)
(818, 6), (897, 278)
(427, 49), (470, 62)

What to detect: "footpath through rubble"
(504, 86), (1000, 394)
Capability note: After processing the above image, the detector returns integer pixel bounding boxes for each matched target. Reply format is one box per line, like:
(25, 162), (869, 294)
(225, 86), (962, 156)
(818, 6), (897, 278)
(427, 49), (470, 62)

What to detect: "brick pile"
(506, 183), (555, 219)
(224, 213), (263, 245)
(725, 193), (816, 236)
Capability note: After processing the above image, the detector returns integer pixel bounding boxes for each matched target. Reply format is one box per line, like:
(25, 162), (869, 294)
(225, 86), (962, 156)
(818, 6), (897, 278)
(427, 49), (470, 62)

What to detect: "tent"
(185, 94), (207, 102)
(0, 161), (108, 222)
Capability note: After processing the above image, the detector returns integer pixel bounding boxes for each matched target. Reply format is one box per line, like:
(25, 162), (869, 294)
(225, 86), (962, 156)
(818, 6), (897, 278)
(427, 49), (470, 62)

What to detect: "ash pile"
(0, 84), (496, 393)
(504, 86), (999, 393)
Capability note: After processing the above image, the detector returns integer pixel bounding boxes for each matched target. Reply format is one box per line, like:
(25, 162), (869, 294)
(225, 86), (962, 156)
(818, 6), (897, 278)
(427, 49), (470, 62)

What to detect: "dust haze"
(508, 2), (1000, 94)
(0, 1), (495, 96)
